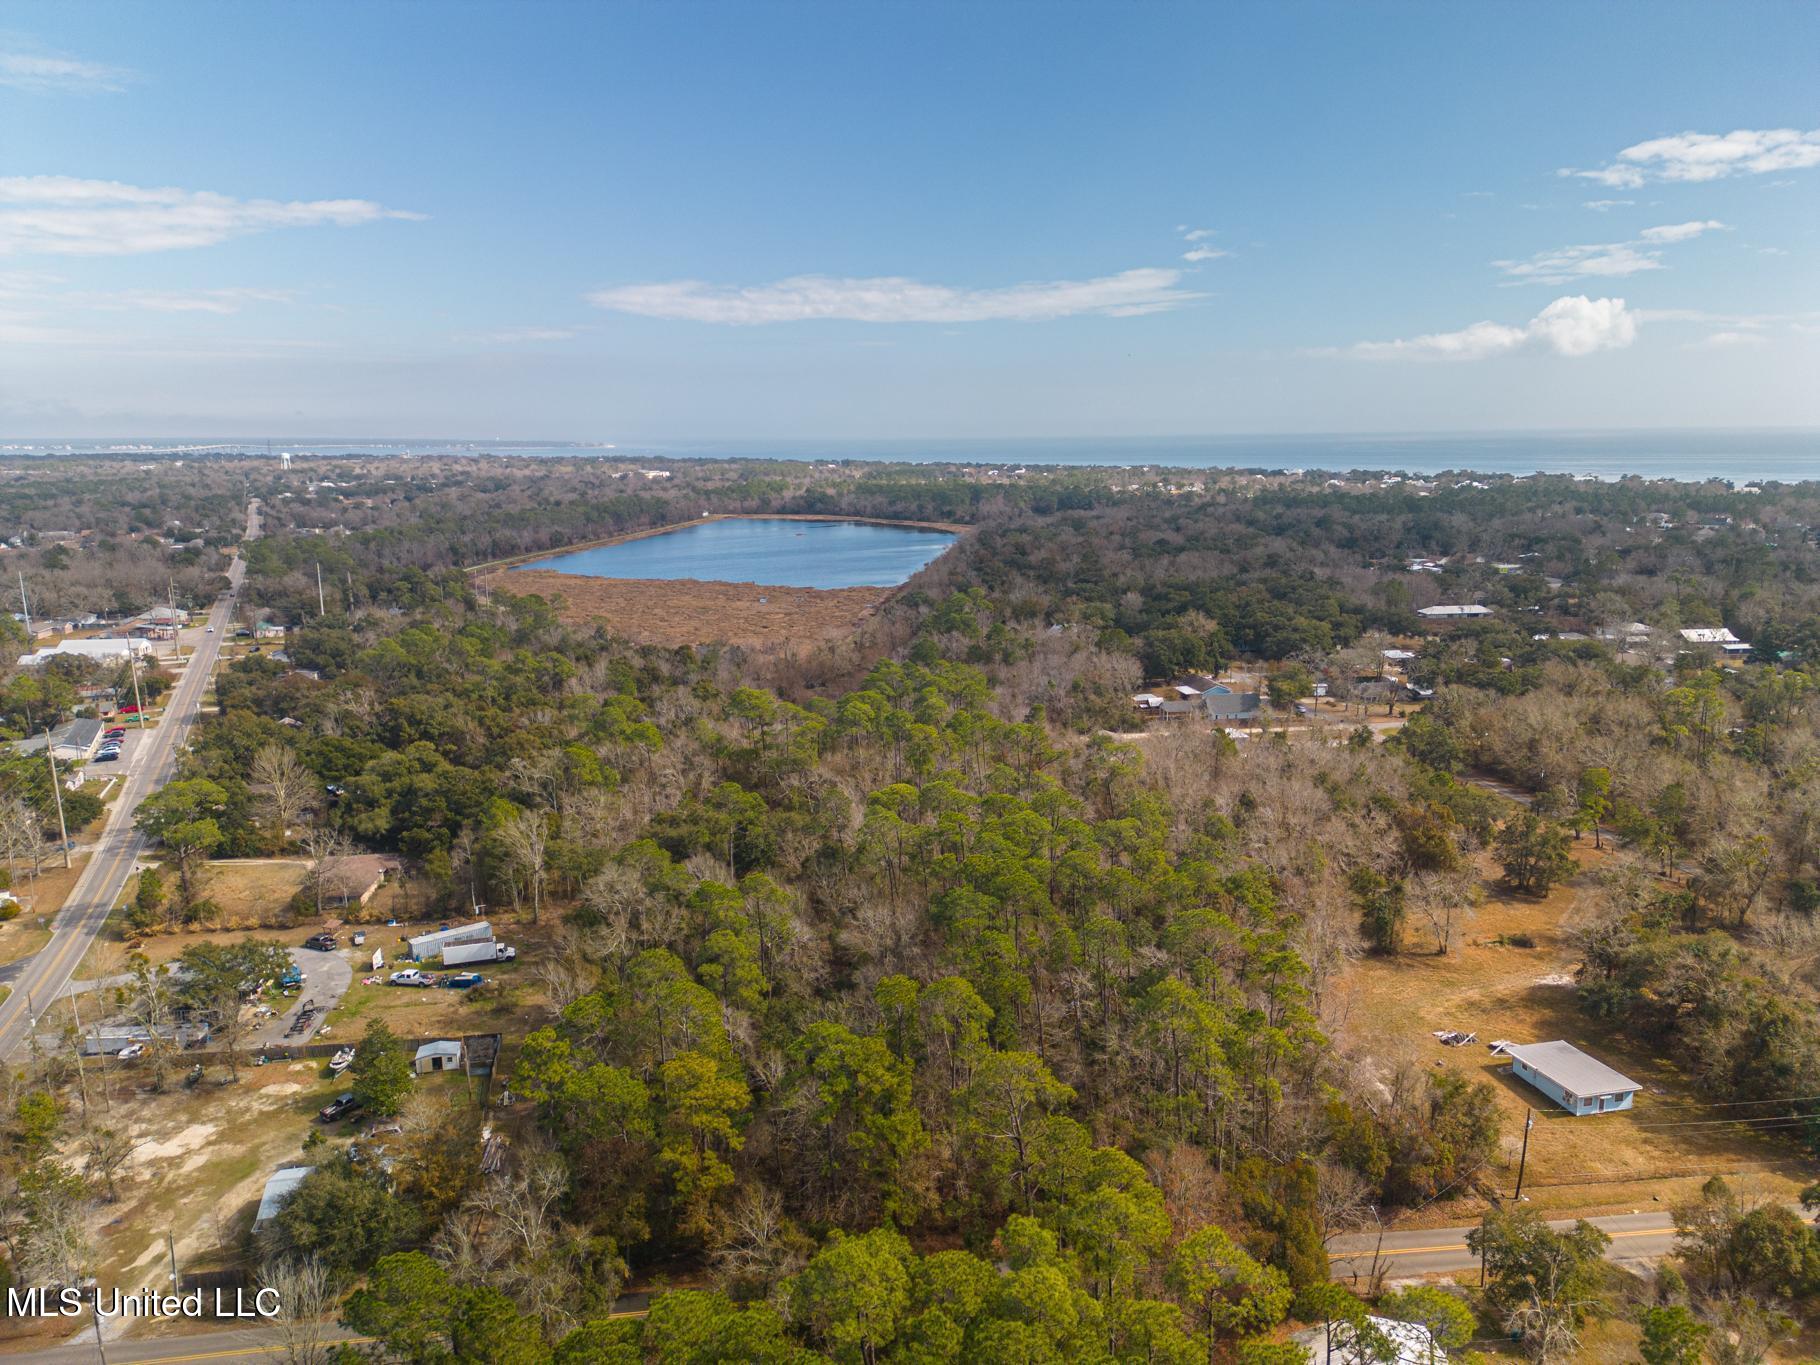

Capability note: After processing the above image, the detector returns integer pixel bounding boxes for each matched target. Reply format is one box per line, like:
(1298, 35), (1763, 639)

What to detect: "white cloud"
(1494, 241), (1662, 284)
(1695, 330), (1769, 349)
(1350, 295), (1637, 361)
(0, 176), (425, 255)
(1638, 219), (1728, 243)
(0, 49), (130, 93)
(1179, 226), (1217, 242)
(78, 287), (295, 314)
(1567, 127), (1820, 186)
(1181, 246), (1229, 262)
(1582, 199), (1634, 211)
(585, 268), (1203, 324)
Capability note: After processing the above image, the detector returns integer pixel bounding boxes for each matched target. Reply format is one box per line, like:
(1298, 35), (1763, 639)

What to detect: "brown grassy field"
(1337, 839), (1815, 1225)
(0, 856), (89, 964)
(201, 859), (308, 923)
(486, 570), (895, 649)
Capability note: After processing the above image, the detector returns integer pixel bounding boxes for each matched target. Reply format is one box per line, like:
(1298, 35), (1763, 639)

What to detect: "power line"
(1629, 1113), (1820, 1131)
(1644, 1092), (1820, 1110)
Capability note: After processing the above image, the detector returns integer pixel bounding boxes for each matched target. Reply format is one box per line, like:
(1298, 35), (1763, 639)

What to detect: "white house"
(1417, 604), (1493, 620)
(1505, 1040), (1640, 1116)
(1679, 627), (1751, 655)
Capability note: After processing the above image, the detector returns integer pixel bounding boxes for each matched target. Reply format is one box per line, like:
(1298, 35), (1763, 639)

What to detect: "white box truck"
(442, 939), (516, 967)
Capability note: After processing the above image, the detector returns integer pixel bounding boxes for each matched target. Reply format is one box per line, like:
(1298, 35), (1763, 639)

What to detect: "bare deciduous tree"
(259, 1256), (334, 1365)
(250, 744), (318, 853)
(298, 824), (353, 917)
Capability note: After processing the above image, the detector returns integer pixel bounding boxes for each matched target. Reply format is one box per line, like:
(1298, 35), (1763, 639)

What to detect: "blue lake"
(511, 517), (957, 589)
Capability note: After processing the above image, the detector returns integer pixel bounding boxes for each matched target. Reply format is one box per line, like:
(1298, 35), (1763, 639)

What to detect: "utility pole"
(88, 1290), (109, 1365)
(315, 562), (326, 617)
(70, 988), (91, 1115)
(127, 648), (147, 729)
(45, 733), (71, 868)
(16, 570), (30, 641)
(167, 1229), (179, 1289)
(1513, 1108), (1534, 1201)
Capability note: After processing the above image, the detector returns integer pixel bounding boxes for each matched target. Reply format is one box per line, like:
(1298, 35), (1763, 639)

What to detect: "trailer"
(442, 938), (515, 967)
(407, 919), (492, 962)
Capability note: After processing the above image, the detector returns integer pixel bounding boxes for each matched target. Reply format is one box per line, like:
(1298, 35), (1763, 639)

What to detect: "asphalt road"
(1328, 1207), (1730, 1279)
(11, 1327), (368, 1365)
(0, 504), (255, 1060)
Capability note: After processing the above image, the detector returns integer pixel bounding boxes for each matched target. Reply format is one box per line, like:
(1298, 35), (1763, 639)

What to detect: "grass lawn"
(324, 958), (549, 1042)
(202, 858), (308, 924)
(1338, 838), (1814, 1226)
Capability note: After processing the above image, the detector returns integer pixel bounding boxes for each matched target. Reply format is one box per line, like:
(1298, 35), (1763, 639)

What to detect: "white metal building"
(16, 638), (154, 667)
(407, 920), (492, 961)
(414, 1040), (465, 1074)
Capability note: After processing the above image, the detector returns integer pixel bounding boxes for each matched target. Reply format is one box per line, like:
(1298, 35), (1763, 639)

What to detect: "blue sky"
(2, 0), (1817, 440)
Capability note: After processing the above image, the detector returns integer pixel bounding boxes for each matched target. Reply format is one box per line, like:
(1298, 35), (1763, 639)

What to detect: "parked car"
(389, 969), (433, 987)
(318, 1093), (360, 1123)
(115, 1043), (145, 1060)
(304, 933), (337, 951)
(94, 751), (119, 763)
(104, 728), (127, 739)
(444, 972), (484, 989)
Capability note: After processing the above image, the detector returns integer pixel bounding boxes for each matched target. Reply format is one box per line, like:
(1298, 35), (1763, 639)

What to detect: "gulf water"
(10, 429), (1818, 481)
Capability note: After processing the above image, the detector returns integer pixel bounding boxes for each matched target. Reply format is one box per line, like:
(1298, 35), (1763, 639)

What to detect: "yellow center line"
(1332, 1225), (1666, 1260)
(87, 1340), (370, 1365)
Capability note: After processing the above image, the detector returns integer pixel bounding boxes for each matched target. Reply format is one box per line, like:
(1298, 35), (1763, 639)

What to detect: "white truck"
(442, 939), (517, 967)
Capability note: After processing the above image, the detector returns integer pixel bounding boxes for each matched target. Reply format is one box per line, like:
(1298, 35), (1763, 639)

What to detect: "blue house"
(1506, 1040), (1640, 1116)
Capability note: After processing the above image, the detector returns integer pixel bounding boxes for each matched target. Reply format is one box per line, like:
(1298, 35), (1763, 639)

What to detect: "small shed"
(253, 1165), (314, 1229)
(407, 920), (491, 962)
(415, 1040), (465, 1074)
(1506, 1040), (1640, 1116)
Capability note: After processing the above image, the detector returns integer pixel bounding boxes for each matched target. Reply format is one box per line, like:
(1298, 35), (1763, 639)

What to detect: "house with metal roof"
(1417, 604), (1494, 619)
(1505, 1040), (1640, 1116)
(13, 718), (105, 762)
(1678, 626), (1752, 655)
